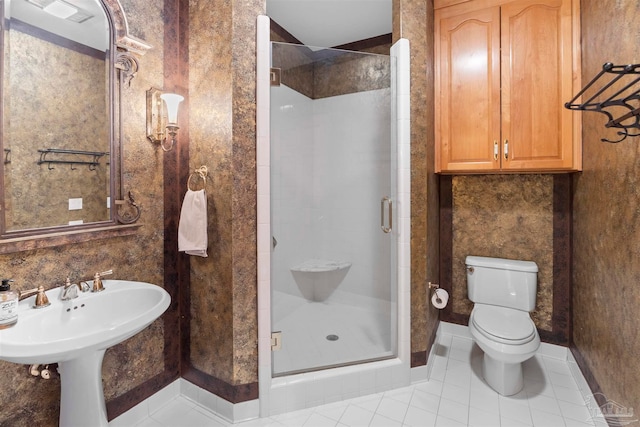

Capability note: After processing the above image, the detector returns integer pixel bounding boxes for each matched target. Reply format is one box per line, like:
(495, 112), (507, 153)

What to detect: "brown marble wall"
(185, 0), (236, 388)
(440, 173), (573, 345)
(451, 175), (555, 330)
(573, 0), (640, 415)
(0, 1), (174, 425)
(182, 0), (262, 401)
(272, 42), (390, 100)
(394, 0), (440, 365)
(313, 51), (390, 99)
(6, 29), (109, 230)
(272, 42), (315, 98)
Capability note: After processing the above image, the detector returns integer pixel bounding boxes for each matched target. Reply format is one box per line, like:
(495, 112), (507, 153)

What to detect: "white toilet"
(466, 255), (541, 396)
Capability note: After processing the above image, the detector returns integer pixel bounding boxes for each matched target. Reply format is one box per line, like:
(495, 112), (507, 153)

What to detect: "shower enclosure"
(269, 42), (397, 376)
(256, 15), (410, 417)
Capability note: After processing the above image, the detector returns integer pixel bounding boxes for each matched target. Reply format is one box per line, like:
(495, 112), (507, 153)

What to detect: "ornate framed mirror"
(0, 0), (149, 251)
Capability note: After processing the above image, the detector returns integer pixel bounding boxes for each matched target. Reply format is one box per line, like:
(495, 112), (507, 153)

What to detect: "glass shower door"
(270, 42), (397, 376)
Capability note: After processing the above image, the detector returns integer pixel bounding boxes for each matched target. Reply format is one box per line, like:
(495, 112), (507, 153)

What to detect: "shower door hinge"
(270, 68), (281, 86)
(271, 331), (282, 351)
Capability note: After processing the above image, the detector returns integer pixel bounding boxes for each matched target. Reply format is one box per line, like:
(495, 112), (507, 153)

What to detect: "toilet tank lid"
(465, 256), (538, 273)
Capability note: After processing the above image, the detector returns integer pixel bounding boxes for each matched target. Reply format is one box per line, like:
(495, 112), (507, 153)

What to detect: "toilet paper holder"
(428, 282), (444, 304)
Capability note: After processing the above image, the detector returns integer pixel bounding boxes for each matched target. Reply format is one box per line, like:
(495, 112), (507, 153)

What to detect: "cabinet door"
(501, 0), (577, 170)
(435, 6), (501, 172)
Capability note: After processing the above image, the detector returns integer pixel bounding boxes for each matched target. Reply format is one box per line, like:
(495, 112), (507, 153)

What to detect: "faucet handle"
(92, 272), (105, 293)
(91, 270), (112, 293)
(19, 286), (50, 308)
(35, 286), (50, 308)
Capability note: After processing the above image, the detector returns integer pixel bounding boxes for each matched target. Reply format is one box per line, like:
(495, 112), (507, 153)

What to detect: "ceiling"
(9, 0), (392, 51)
(266, 0), (392, 48)
(8, 0), (108, 51)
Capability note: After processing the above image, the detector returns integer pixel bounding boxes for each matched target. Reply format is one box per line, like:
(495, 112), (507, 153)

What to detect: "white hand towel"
(178, 189), (208, 257)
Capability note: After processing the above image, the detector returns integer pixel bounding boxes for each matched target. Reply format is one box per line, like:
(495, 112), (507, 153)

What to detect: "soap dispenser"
(0, 279), (18, 329)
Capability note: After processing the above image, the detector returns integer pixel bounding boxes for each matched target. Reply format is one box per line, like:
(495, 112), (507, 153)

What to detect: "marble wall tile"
(573, 0), (640, 414)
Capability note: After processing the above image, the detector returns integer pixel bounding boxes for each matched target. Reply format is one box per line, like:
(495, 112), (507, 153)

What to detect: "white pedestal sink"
(0, 280), (170, 426)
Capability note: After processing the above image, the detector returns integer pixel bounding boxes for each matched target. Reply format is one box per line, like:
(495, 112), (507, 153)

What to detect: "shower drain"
(326, 334), (339, 341)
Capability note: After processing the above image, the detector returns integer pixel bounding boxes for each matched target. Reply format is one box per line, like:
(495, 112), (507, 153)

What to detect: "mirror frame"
(0, 0), (150, 253)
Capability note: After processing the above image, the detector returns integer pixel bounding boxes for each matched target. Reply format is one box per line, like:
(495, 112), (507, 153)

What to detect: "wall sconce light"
(146, 87), (184, 151)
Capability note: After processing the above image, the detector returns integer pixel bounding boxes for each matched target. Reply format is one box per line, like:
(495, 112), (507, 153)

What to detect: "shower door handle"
(381, 197), (392, 233)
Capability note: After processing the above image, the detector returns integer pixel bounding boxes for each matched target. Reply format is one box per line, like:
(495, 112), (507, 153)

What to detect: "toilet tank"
(466, 256), (538, 312)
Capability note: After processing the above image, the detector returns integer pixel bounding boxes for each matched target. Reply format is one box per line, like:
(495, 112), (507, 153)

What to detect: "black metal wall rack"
(37, 149), (109, 170)
(565, 62), (640, 143)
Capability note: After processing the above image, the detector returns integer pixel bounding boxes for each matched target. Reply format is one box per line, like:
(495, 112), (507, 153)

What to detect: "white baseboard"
(108, 379), (260, 426)
(109, 380), (181, 427)
(180, 379), (260, 423)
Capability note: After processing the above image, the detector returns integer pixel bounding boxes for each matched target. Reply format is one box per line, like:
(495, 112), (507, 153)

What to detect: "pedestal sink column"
(58, 349), (108, 427)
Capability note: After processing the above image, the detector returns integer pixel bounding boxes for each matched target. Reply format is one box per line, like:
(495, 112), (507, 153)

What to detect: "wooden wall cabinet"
(435, 0), (581, 173)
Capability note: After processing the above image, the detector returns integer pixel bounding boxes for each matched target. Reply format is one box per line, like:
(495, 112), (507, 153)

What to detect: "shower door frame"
(270, 43), (396, 377)
(256, 15), (411, 417)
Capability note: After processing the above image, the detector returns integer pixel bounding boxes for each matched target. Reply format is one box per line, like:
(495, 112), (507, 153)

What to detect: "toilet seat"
(471, 305), (536, 345)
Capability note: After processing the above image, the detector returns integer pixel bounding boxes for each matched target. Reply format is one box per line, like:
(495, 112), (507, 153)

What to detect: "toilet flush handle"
(467, 266), (474, 274)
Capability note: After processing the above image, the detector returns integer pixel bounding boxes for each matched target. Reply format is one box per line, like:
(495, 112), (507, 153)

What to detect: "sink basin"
(0, 279), (170, 364)
(0, 279), (170, 426)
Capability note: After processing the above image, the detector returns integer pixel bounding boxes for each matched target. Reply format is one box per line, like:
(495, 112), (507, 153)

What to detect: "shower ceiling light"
(24, 0), (94, 23)
(43, 0), (77, 19)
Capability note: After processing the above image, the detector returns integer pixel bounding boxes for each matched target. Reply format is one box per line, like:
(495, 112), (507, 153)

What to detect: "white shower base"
(272, 290), (394, 376)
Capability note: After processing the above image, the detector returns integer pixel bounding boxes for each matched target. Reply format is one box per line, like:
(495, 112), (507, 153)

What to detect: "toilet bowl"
(466, 255), (540, 396)
(468, 304), (540, 395)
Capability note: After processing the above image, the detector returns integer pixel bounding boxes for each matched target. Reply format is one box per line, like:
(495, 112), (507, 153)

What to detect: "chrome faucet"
(60, 278), (89, 301)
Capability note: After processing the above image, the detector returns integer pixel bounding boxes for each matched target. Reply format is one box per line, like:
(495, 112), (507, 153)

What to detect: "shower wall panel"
(271, 85), (391, 307)
(270, 86), (314, 303)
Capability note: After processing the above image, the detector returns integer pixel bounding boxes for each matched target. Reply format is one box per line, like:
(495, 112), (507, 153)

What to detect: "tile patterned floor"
(125, 332), (605, 427)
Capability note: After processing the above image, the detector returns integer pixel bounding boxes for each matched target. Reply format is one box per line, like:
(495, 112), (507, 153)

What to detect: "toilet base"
(482, 353), (524, 396)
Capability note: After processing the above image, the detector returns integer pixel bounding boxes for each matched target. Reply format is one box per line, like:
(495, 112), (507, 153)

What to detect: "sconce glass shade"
(147, 88), (183, 152)
(160, 93), (184, 125)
